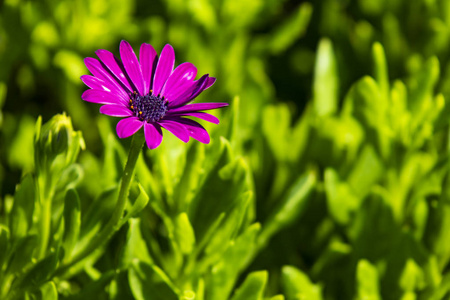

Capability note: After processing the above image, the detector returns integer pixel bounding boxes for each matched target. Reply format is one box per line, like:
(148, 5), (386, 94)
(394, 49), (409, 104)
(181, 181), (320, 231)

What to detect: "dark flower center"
(129, 91), (168, 122)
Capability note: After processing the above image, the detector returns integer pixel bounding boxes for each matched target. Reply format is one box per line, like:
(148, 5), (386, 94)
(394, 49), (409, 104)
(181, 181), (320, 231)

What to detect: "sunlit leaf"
(129, 261), (179, 300)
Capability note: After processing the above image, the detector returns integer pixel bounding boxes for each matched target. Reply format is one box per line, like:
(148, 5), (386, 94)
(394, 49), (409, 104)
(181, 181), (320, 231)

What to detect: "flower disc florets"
(130, 91), (168, 122)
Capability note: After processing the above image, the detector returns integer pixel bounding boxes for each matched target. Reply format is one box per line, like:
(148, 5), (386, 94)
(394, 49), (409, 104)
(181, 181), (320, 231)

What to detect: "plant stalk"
(56, 132), (145, 276)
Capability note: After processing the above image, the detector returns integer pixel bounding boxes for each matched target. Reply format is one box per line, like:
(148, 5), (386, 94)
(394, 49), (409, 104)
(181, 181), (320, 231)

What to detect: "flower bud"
(39, 113), (72, 158)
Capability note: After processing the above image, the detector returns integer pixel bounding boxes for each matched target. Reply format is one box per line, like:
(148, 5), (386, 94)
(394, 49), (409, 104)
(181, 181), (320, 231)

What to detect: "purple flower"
(81, 40), (228, 149)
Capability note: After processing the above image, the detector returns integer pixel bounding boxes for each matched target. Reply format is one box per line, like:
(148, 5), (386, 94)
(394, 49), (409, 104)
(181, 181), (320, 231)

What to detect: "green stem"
(37, 162), (54, 259)
(57, 132), (145, 275)
(38, 193), (51, 258)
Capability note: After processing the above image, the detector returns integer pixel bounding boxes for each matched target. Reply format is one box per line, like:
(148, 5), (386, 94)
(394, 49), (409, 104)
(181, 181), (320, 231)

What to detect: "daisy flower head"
(81, 40), (228, 149)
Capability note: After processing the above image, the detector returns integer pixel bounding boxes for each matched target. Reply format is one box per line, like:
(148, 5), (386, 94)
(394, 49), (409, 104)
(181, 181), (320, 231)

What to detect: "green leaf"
(399, 259), (425, 293)
(97, 116), (127, 187)
(62, 189), (80, 262)
(372, 42), (389, 99)
(109, 271), (134, 300)
(119, 218), (153, 269)
(347, 145), (383, 199)
(190, 138), (252, 241)
(421, 256), (441, 291)
(147, 131), (191, 205)
(188, 193), (253, 278)
(53, 50), (85, 83)
(129, 261), (179, 300)
(225, 95), (240, 148)
(222, 0), (263, 29)
(258, 170), (316, 247)
(309, 240), (352, 284)
(173, 142), (206, 212)
(8, 116), (36, 170)
(7, 235), (38, 275)
(191, 212), (226, 261)
(38, 281), (58, 300)
(187, 0), (217, 30)
(409, 56), (440, 116)
(0, 225), (9, 268)
(120, 184), (150, 227)
(56, 164), (84, 194)
(324, 168), (359, 224)
(204, 191), (252, 260)
(206, 223), (261, 300)
(174, 212), (196, 255)
(79, 187), (117, 246)
(424, 196), (450, 269)
(348, 76), (392, 157)
(262, 104), (292, 162)
(230, 271), (268, 300)
(352, 76), (383, 127)
(65, 271), (115, 300)
(422, 271), (450, 300)
(14, 250), (59, 292)
(313, 38), (338, 116)
(356, 260), (381, 300)
(10, 173), (35, 241)
(282, 265), (323, 300)
(268, 3), (312, 54)
(314, 114), (363, 162)
(0, 82), (6, 128)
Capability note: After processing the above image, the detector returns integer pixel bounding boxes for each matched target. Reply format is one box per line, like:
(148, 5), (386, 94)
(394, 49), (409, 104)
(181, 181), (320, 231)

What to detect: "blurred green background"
(3, 0), (450, 299)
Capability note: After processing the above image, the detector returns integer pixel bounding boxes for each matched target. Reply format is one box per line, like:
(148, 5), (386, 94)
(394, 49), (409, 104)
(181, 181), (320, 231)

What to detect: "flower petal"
(82, 89), (124, 105)
(140, 43), (158, 96)
(100, 105), (133, 117)
(84, 57), (130, 101)
(184, 74), (210, 103)
(152, 44), (175, 96)
(205, 77), (216, 89)
(116, 117), (144, 138)
(169, 117), (210, 144)
(161, 62), (197, 100)
(158, 119), (189, 143)
(168, 74), (209, 108)
(80, 75), (110, 91)
(80, 75), (128, 104)
(168, 102), (229, 114)
(95, 49), (134, 93)
(120, 40), (145, 96)
(144, 122), (163, 149)
(166, 112), (220, 124)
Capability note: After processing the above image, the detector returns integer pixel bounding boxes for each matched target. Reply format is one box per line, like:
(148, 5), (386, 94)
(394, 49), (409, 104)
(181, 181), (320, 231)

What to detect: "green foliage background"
(2, 0), (450, 299)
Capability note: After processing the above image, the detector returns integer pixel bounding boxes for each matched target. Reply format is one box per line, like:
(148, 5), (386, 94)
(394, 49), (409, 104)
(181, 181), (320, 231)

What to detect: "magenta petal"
(170, 117), (210, 144)
(95, 49), (134, 93)
(116, 117), (144, 138)
(81, 75), (110, 91)
(161, 62), (197, 100)
(140, 43), (158, 95)
(100, 104), (133, 117)
(152, 44), (175, 96)
(81, 75), (128, 103)
(84, 57), (130, 101)
(167, 112), (220, 124)
(82, 89), (125, 105)
(168, 102), (229, 114)
(144, 122), (163, 149)
(120, 40), (145, 96)
(184, 74), (210, 103)
(205, 77), (216, 89)
(158, 119), (189, 143)
(166, 80), (197, 108)
(168, 74), (209, 108)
